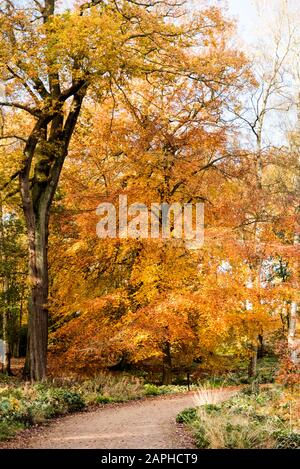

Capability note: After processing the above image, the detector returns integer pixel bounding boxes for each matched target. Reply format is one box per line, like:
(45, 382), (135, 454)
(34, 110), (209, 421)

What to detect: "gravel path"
(1, 388), (237, 449)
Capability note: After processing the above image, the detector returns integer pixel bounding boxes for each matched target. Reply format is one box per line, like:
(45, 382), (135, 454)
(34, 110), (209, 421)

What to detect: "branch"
(0, 101), (40, 117)
(59, 80), (88, 103)
(79, 0), (103, 15)
(11, 60), (50, 100)
(0, 170), (20, 192)
(0, 135), (27, 143)
(6, 65), (41, 104)
(170, 155), (227, 196)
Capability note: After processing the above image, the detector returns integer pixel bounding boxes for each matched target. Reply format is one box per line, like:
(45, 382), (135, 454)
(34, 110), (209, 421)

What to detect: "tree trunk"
(13, 293), (23, 358)
(0, 200), (12, 375)
(257, 334), (264, 358)
(25, 206), (49, 381)
(2, 312), (12, 375)
(288, 231), (299, 365)
(288, 301), (299, 365)
(22, 316), (31, 380)
(19, 81), (86, 381)
(162, 342), (172, 385)
(248, 345), (258, 378)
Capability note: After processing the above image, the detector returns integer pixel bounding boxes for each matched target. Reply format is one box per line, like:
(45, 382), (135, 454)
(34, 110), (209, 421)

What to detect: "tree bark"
(24, 205), (49, 381)
(0, 200), (12, 375)
(288, 300), (299, 365)
(20, 85), (86, 380)
(162, 342), (172, 385)
(288, 228), (299, 364)
(2, 312), (12, 375)
(257, 334), (264, 358)
(248, 345), (258, 378)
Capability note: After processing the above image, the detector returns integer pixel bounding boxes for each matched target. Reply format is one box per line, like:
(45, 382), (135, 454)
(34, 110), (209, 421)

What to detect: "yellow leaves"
(66, 240), (87, 255)
(43, 10), (124, 77)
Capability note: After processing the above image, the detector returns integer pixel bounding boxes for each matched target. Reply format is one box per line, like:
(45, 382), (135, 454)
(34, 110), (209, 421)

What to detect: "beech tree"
(0, 0), (251, 380)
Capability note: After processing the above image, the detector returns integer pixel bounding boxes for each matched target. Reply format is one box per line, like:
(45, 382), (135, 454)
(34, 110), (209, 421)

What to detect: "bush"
(203, 404), (222, 414)
(95, 395), (115, 404)
(194, 425), (210, 449)
(176, 407), (198, 424)
(0, 421), (24, 441)
(56, 389), (85, 412)
(274, 430), (300, 449)
(37, 388), (85, 413)
(143, 383), (165, 396)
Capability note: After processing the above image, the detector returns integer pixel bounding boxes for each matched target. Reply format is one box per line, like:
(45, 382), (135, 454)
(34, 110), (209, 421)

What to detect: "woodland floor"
(0, 388), (238, 449)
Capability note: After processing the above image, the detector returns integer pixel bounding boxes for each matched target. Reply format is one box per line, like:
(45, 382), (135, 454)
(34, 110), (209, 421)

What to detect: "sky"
(225, 0), (257, 39)
(189, 0), (258, 46)
(25, 0), (297, 145)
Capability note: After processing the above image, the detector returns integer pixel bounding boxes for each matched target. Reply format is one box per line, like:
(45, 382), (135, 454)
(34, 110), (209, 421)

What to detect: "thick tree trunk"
(25, 207), (49, 381)
(162, 342), (172, 385)
(19, 80), (86, 381)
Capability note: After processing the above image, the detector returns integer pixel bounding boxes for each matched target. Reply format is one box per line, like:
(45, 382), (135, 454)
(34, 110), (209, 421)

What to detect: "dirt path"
(2, 388), (237, 449)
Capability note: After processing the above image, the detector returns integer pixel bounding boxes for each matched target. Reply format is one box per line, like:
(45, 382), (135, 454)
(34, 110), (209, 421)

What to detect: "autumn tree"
(47, 39), (252, 381)
(1, 0), (247, 380)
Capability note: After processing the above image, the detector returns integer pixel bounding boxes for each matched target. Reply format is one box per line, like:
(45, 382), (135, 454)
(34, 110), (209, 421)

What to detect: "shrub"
(38, 388), (85, 412)
(273, 430), (300, 449)
(194, 425), (210, 449)
(95, 395), (115, 404)
(143, 383), (164, 396)
(176, 407), (198, 424)
(203, 404), (222, 414)
(58, 390), (85, 412)
(0, 421), (24, 441)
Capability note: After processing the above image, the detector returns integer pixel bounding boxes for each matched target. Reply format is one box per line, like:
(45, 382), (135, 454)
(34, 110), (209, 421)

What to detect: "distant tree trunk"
(22, 319), (31, 380)
(288, 301), (299, 365)
(257, 334), (264, 358)
(0, 200), (12, 375)
(162, 342), (172, 385)
(248, 345), (258, 378)
(13, 293), (24, 358)
(2, 312), (12, 375)
(288, 232), (299, 365)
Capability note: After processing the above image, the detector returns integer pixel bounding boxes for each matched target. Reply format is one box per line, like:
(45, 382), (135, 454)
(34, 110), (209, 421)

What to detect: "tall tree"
(0, 0), (249, 380)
